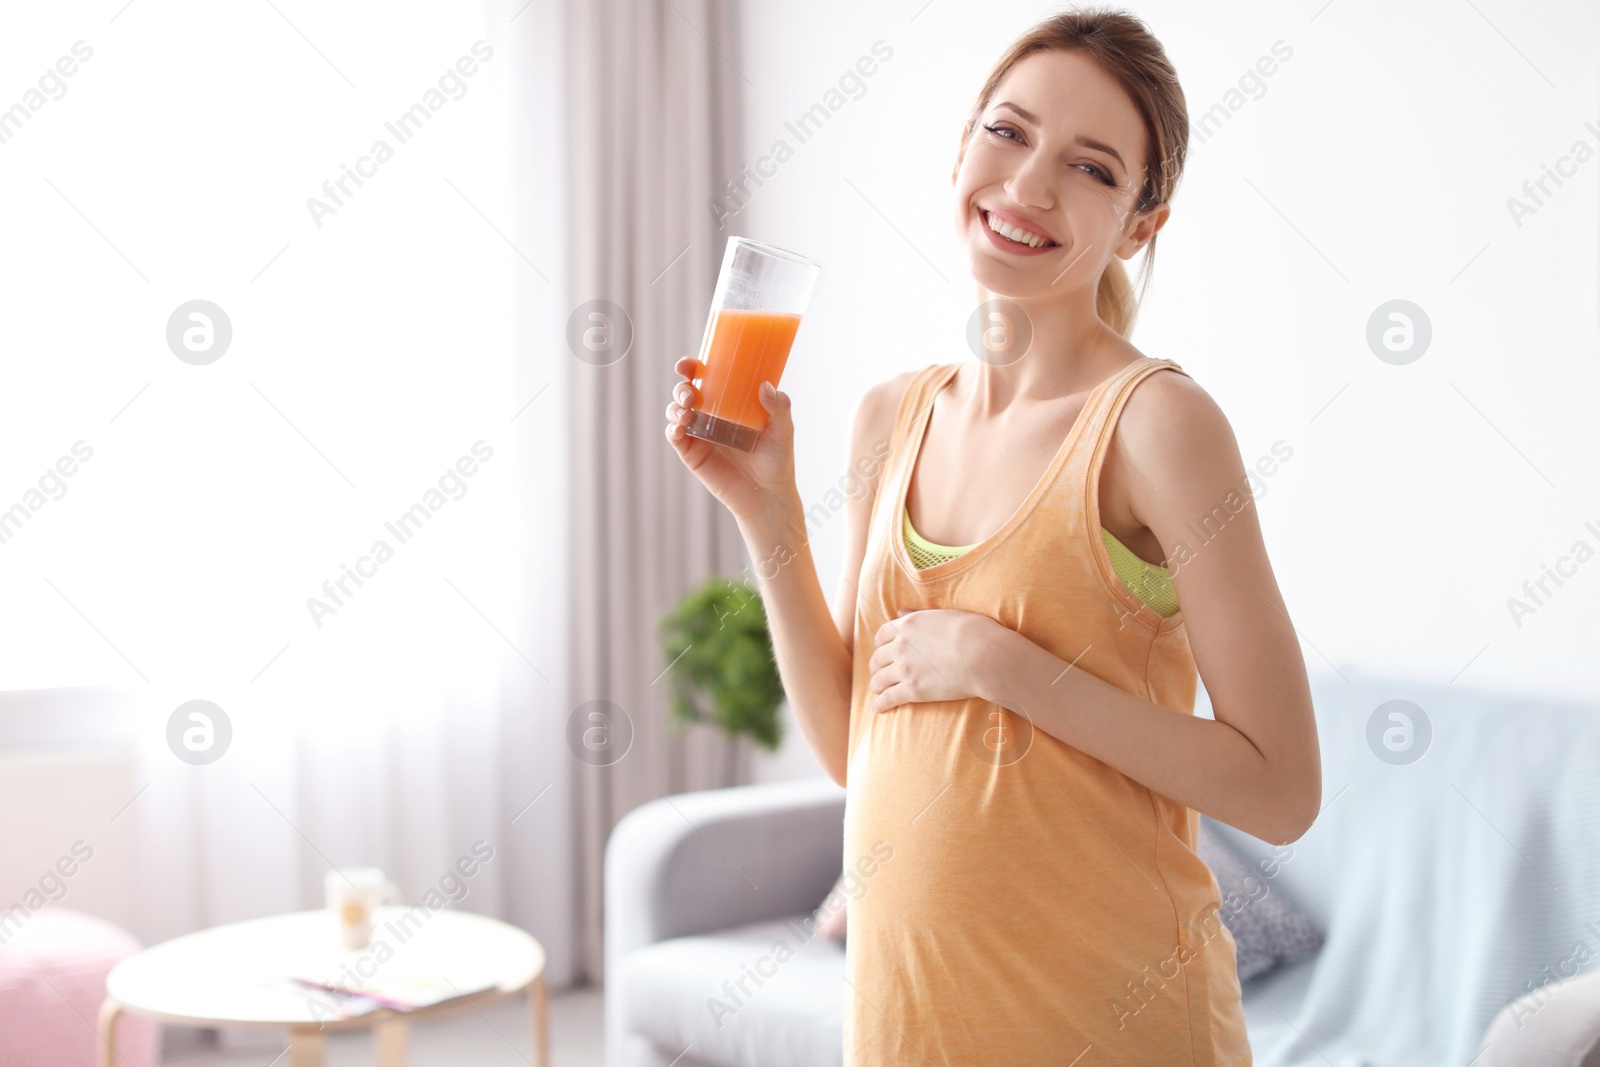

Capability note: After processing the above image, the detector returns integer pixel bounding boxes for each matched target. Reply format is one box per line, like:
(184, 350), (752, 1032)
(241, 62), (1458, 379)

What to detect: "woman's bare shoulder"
(863, 368), (920, 418)
(1120, 358), (1229, 451)
(852, 367), (928, 451)
(1115, 358), (1246, 524)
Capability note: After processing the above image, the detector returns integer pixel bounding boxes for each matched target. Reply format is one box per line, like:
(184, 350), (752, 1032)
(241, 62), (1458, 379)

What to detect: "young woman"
(665, 8), (1319, 1064)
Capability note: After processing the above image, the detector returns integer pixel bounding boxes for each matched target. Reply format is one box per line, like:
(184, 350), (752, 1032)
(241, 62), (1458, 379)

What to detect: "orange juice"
(689, 309), (802, 448)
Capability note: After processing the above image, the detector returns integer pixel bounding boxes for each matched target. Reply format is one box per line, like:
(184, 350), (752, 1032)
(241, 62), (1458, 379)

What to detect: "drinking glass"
(684, 237), (822, 452)
(326, 867), (400, 950)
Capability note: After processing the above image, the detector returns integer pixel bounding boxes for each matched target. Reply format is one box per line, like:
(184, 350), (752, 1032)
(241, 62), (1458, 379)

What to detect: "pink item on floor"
(814, 873), (848, 942)
(0, 908), (159, 1067)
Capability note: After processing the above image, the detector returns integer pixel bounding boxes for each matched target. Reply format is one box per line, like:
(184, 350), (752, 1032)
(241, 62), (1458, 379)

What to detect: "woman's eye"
(983, 122), (1115, 186)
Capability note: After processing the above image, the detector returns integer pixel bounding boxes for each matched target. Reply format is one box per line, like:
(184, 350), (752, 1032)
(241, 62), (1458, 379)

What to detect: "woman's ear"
(1116, 202), (1170, 259)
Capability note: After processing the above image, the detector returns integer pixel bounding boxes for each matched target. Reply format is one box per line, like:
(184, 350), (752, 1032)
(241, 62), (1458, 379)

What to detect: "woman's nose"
(1004, 151), (1054, 210)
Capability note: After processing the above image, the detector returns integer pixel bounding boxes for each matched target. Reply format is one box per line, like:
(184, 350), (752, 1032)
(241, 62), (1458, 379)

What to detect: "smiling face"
(953, 49), (1168, 301)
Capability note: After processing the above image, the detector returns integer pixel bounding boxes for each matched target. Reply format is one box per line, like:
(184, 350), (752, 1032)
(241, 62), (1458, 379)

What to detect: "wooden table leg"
(530, 975), (549, 1067)
(289, 1027), (326, 1067)
(96, 997), (122, 1067)
(374, 1016), (409, 1067)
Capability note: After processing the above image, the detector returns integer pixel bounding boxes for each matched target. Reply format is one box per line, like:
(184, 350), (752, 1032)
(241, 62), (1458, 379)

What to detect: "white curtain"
(565, 0), (752, 983)
(0, 0), (575, 988)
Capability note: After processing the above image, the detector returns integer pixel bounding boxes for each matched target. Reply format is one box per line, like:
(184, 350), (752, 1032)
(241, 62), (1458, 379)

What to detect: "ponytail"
(1096, 257), (1138, 338)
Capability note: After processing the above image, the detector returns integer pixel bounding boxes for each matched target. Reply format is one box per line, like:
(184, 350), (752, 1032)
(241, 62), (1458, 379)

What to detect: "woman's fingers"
(757, 381), (793, 443)
(664, 398), (693, 430)
(868, 664), (896, 695)
(872, 682), (910, 713)
(664, 405), (701, 447)
(672, 364), (704, 419)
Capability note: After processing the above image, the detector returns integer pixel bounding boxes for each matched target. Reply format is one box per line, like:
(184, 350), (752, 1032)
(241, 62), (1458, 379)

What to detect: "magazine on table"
(290, 970), (499, 1014)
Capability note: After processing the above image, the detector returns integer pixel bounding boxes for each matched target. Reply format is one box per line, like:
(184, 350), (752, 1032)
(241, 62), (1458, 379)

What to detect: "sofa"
(606, 666), (1600, 1066)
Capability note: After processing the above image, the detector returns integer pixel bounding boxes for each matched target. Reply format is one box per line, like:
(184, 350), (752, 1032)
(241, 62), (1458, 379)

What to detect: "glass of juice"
(684, 237), (821, 452)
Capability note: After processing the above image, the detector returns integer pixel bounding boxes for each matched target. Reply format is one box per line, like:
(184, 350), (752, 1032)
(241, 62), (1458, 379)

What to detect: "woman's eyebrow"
(993, 100), (1127, 170)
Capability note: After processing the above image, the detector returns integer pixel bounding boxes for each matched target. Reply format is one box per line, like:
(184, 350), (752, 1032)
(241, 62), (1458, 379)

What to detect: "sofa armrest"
(1476, 969), (1600, 1066)
(604, 776), (846, 970)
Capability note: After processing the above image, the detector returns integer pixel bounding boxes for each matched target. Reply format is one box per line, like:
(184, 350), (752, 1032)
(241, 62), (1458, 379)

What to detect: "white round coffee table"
(99, 908), (547, 1067)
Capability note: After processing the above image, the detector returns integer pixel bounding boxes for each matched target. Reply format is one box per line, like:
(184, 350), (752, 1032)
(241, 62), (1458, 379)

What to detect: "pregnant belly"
(840, 700), (1238, 1057)
(841, 695), (1250, 1062)
(843, 695), (1196, 946)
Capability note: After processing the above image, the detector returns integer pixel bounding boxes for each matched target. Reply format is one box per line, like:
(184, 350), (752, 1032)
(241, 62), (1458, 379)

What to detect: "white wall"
(751, 700), (826, 782)
(732, 0), (1600, 776)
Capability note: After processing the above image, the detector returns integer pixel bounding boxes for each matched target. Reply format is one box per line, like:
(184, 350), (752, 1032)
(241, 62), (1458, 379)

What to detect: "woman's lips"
(978, 208), (1060, 257)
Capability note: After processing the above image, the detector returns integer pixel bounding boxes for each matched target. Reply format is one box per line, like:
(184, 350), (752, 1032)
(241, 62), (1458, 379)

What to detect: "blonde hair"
(958, 7), (1189, 337)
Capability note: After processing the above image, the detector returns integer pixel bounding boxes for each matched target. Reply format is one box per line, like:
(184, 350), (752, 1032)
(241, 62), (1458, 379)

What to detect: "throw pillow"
(1195, 817), (1325, 980)
(814, 872), (848, 942)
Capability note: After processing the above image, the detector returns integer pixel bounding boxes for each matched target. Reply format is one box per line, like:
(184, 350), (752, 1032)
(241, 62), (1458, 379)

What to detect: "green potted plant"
(659, 575), (784, 783)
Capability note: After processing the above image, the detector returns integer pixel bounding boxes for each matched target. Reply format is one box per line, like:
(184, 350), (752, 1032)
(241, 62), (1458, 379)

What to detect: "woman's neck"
(962, 289), (1128, 414)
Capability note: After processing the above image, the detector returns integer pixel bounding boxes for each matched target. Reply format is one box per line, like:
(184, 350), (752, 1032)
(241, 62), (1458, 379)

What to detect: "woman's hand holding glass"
(664, 356), (798, 528)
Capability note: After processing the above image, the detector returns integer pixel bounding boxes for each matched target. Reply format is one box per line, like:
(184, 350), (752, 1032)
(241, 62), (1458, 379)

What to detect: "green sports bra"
(903, 511), (1180, 618)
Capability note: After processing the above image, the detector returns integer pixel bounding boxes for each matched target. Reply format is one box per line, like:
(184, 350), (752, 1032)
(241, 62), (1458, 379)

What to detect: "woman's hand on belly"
(866, 608), (1014, 711)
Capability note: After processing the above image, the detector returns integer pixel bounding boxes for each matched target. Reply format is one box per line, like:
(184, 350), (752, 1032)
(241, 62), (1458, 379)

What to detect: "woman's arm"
(991, 370), (1321, 844)
(737, 490), (853, 786)
(704, 373), (907, 787)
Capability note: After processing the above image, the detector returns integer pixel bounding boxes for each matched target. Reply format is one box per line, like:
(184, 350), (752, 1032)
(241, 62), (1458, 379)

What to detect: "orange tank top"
(842, 357), (1252, 1065)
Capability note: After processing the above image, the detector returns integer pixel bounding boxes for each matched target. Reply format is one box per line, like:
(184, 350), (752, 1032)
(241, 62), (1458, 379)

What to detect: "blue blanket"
(1199, 667), (1600, 1066)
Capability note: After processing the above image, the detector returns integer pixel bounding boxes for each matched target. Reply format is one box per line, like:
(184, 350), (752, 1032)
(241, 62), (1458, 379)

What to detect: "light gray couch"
(606, 776), (849, 1067)
(606, 668), (1600, 1066)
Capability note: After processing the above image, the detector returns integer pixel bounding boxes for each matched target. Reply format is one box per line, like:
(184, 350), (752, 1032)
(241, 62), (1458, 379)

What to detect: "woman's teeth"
(984, 210), (1056, 249)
